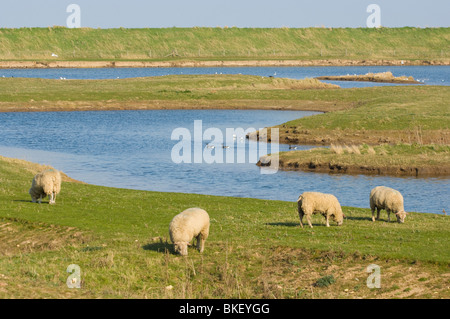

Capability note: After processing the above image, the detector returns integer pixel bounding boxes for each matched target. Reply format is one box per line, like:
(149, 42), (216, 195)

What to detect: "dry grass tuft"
(350, 145), (361, 154)
(330, 144), (344, 155)
(331, 144), (361, 155)
(272, 77), (340, 90)
(0, 218), (90, 256)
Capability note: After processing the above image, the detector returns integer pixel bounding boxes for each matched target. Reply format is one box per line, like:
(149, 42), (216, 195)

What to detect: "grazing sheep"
(29, 169), (61, 204)
(169, 208), (210, 256)
(297, 192), (344, 228)
(370, 186), (407, 223)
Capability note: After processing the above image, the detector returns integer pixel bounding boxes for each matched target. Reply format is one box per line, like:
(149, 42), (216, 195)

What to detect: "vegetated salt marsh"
(0, 109), (448, 214)
(0, 65), (448, 87)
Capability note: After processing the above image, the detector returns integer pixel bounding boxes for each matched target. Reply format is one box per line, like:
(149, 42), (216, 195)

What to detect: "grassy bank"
(274, 144), (450, 176)
(0, 27), (449, 62)
(0, 155), (449, 299)
(270, 85), (450, 146)
(0, 74), (344, 112)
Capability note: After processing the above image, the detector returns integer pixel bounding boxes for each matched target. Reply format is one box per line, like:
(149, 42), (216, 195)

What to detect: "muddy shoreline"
(257, 156), (450, 177)
(0, 99), (351, 114)
(0, 59), (449, 69)
(273, 160), (450, 177)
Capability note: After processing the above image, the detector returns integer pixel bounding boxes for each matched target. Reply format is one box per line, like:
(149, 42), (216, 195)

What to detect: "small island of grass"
(271, 143), (450, 176)
(316, 71), (420, 84)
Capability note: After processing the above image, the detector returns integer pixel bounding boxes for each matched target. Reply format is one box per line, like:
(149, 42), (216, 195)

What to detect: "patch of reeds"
(330, 144), (363, 155)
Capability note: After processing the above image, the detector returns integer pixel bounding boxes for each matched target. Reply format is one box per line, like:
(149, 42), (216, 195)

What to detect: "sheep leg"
(376, 208), (381, 221)
(306, 215), (313, 228)
(195, 234), (200, 250)
(38, 194), (43, 204)
(387, 209), (391, 222)
(49, 192), (56, 204)
(371, 207), (376, 222)
(325, 215), (330, 227)
(197, 234), (205, 253)
(298, 211), (304, 228)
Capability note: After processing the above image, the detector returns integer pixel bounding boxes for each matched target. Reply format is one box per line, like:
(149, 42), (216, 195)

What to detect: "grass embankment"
(0, 156), (449, 299)
(0, 27), (448, 64)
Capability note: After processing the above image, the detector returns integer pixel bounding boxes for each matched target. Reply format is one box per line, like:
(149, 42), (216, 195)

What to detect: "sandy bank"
(0, 59), (449, 69)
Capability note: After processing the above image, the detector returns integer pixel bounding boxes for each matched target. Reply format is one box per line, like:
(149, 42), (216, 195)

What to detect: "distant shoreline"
(0, 59), (449, 69)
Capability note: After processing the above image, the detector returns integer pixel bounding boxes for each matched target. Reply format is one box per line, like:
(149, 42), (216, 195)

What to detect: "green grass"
(279, 86), (450, 131)
(0, 75), (337, 105)
(0, 155), (449, 298)
(268, 84), (450, 147)
(0, 27), (449, 61)
(314, 275), (336, 288)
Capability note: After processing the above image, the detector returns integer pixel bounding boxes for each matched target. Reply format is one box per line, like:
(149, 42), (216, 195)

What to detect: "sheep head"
(333, 209), (344, 226)
(395, 211), (407, 223)
(173, 242), (188, 256)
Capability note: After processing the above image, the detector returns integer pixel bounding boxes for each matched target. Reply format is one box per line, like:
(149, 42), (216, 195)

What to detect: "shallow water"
(0, 109), (448, 214)
(1, 65), (448, 88)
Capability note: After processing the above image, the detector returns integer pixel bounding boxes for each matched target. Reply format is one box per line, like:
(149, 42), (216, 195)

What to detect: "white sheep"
(370, 186), (407, 223)
(297, 192), (344, 228)
(29, 169), (61, 204)
(169, 208), (210, 256)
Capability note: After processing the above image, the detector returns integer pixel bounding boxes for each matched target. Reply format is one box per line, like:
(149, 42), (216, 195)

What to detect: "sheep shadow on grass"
(265, 222), (299, 227)
(266, 221), (344, 228)
(344, 216), (373, 222)
(142, 239), (175, 255)
(13, 199), (39, 203)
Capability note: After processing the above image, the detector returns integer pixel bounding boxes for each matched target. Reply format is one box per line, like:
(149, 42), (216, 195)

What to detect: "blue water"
(0, 109), (448, 214)
(1, 65), (448, 88)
